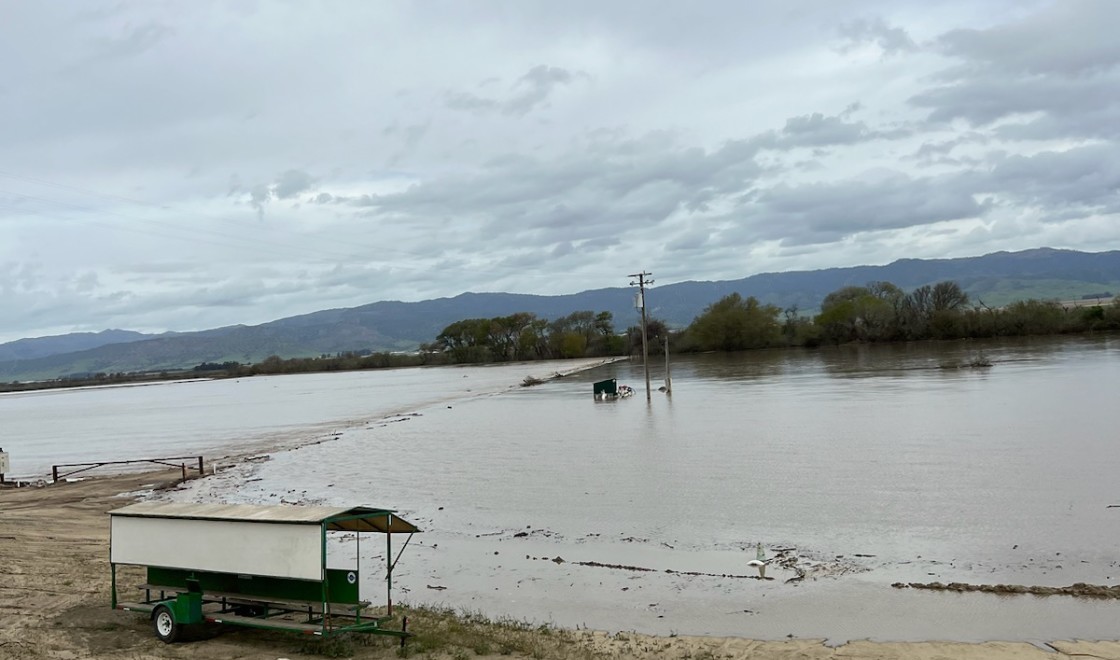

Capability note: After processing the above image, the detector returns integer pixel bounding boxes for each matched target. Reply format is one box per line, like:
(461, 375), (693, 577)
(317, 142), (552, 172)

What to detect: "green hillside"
(963, 278), (1119, 308)
(3, 248), (1120, 382)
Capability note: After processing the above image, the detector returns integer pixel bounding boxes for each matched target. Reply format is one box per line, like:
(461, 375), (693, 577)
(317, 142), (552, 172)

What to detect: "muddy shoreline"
(4, 471), (1120, 659)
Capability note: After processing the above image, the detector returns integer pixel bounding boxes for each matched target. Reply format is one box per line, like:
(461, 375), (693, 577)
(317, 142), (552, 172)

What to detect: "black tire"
(152, 605), (180, 643)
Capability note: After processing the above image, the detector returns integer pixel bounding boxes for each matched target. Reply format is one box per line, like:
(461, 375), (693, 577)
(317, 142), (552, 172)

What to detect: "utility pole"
(664, 335), (672, 395)
(628, 271), (653, 402)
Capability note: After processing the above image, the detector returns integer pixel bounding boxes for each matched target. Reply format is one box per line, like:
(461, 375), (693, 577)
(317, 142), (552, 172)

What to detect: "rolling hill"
(2, 247), (1118, 382)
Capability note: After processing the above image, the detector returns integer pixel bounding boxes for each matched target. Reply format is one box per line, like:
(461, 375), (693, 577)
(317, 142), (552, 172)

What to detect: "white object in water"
(749, 543), (769, 578)
(747, 559), (767, 579)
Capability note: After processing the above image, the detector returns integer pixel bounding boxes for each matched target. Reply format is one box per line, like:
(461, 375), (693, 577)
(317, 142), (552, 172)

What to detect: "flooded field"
(5, 337), (1120, 642)
(1, 360), (604, 477)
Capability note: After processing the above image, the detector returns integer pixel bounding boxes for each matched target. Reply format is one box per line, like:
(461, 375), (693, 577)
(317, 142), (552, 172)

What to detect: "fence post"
(181, 463), (186, 480)
(197, 456), (204, 476)
(52, 465), (59, 483)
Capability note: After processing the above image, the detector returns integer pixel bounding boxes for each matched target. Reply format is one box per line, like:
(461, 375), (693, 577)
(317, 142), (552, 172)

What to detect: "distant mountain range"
(3, 247), (1118, 382)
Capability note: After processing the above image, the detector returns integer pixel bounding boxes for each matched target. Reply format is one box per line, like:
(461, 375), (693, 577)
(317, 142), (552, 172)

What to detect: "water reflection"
(681, 349), (793, 381)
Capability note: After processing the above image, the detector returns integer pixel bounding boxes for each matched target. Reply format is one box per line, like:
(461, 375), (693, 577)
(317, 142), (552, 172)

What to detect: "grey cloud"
(445, 90), (500, 114)
(836, 17), (917, 56)
(550, 241), (574, 258)
(380, 99), (942, 246)
(403, 123), (429, 149)
(244, 170), (318, 217)
(248, 184), (271, 220)
(505, 65), (577, 116)
(490, 239), (615, 278)
(354, 132), (767, 239)
(740, 141), (1120, 248)
(8, 1), (1120, 343)
(741, 111), (908, 152)
(666, 227), (713, 252)
(109, 264), (385, 317)
(995, 101), (1120, 141)
(273, 169), (316, 199)
(984, 144), (1120, 215)
(73, 271), (99, 293)
(416, 2), (894, 67)
(0, 261), (41, 294)
(520, 66), (574, 87)
(315, 263), (397, 291)
(794, 159), (826, 172)
(87, 21), (174, 62)
(911, 1), (1120, 140)
(911, 68), (1120, 128)
(445, 65), (580, 117)
(94, 278), (306, 326)
(343, 194), (378, 208)
(490, 249), (559, 272)
(936, 0), (1120, 76)
(776, 112), (872, 147)
(328, 131), (773, 265)
(72, 5), (131, 23)
(909, 132), (988, 164)
(741, 173), (983, 246)
(108, 261), (203, 276)
(0, 193), (34, 218)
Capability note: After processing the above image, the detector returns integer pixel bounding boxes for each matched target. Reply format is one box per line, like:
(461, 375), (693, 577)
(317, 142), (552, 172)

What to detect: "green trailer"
(593, 378), (618, 398)
(593, 378), (633, 400)
(109, 502), (420, 644)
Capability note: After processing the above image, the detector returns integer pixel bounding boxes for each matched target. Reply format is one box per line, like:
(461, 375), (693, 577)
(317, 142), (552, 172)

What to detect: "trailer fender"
(152, 604), (180, 643)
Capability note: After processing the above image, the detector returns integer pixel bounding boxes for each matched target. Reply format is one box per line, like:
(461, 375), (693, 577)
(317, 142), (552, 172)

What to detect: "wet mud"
(893, 581), (1120, 598)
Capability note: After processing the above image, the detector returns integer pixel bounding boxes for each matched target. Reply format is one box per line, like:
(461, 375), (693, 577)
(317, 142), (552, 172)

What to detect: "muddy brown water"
(7, 338), (1120, 642)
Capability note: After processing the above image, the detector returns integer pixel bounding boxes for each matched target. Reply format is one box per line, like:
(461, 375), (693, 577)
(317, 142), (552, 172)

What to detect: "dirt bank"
(3, 473), (1120, 660)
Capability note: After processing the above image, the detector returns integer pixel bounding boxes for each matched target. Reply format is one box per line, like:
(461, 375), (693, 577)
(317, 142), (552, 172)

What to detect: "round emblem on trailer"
(347, 571), (357, 584)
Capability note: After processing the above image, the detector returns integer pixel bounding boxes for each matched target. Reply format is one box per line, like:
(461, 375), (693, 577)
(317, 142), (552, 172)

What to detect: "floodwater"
(0, 361), (605, 477)
(6, 337), (1120, 643)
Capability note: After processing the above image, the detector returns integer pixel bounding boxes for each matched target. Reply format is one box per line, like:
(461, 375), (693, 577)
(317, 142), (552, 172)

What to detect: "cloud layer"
(0, 1), (1117, 341)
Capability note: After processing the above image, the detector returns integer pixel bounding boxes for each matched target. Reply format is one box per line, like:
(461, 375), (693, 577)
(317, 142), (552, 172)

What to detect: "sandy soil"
(3, 472), (1120, 660)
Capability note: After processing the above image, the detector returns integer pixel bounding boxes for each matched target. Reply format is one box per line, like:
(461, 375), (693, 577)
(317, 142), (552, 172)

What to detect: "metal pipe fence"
(52, 456), (205, 483)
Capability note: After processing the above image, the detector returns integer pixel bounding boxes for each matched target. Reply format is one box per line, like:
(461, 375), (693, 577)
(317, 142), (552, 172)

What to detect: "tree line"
(424, 279), (1120, 363)
(676, 280), (1120, 352)
(424, 310), (625, 362)
(7, 280), (1117, 392)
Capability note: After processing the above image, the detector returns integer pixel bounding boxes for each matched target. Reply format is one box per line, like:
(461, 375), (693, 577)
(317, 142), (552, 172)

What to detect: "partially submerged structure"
(593, 378), (633, 400)
(109, 502), (419, 643)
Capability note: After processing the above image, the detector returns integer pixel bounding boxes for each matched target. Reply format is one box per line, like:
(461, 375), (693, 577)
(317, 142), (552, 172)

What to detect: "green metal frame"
(111, 507), (417, 641)
(143, 566), (360, 603)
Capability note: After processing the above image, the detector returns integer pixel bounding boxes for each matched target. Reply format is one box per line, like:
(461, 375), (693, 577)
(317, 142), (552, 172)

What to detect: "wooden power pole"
(629, 271), (653, 402)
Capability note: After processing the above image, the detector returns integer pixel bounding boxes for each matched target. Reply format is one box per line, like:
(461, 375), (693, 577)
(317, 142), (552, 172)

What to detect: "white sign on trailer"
(110, 515), (323, 581)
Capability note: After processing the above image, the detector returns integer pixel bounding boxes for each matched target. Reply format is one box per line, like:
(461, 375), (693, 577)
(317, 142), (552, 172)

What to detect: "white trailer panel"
(111, 515), (322, 580)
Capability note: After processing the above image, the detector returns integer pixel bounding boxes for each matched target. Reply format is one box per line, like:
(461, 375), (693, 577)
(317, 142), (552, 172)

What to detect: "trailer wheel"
(152, 605), (180, 643)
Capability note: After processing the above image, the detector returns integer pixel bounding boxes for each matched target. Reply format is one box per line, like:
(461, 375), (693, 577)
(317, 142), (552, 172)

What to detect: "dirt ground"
(3, 472), (1120, 660)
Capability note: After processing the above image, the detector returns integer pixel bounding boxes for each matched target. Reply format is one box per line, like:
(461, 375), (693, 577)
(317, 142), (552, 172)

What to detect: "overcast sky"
(2, 1), (1118, 342)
